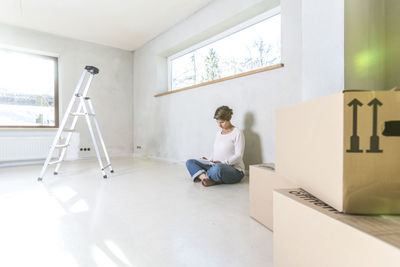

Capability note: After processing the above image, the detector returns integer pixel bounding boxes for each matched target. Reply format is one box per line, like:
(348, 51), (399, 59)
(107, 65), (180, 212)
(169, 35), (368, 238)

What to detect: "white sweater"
(211, 127), (245, 172)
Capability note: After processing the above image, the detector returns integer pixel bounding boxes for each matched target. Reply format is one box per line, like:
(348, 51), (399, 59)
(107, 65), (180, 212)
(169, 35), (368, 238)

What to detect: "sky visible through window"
(171, 14), (281, 90)
(0, 49), (56, 127)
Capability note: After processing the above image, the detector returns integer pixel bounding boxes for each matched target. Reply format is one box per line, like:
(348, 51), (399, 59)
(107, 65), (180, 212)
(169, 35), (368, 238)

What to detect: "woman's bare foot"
(194, 173), (208, 182)
(198, 173), (221, 187)
(198, 173), (208, 181)
(202, 178), (221, 187)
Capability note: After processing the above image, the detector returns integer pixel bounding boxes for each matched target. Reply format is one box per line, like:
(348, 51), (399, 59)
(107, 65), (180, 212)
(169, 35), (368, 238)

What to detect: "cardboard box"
(276, 91), (400, 214)
(273, 188), (400, 267)
(249, 163), (295, 230)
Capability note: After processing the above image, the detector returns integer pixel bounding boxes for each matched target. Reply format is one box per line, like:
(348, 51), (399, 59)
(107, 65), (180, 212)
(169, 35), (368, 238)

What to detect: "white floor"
(0, 157), (273, 267)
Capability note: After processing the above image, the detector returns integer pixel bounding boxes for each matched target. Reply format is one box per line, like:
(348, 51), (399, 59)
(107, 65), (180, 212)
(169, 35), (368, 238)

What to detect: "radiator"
(0, 136), (54, 162)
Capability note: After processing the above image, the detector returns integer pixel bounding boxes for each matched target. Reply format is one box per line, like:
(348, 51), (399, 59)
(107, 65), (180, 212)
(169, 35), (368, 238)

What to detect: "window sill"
(154, 63), (284, 97)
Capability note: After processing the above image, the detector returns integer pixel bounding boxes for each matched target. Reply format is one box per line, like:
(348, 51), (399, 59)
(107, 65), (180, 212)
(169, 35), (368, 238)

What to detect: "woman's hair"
(214, 106), (233, 121)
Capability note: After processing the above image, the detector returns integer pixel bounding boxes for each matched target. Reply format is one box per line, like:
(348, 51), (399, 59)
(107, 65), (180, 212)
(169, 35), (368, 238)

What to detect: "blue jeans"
(185, 159), (244, 184)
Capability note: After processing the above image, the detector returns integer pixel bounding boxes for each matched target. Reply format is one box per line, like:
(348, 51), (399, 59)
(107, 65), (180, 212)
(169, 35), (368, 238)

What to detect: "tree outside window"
(170, 13), (281, 91)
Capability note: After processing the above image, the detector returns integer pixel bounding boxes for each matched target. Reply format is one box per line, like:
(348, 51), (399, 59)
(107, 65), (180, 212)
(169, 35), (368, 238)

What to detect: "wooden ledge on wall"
(154, 63), (284, 97)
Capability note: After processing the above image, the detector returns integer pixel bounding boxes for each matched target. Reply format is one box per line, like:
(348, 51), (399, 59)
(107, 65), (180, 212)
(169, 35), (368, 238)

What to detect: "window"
(0, 48), (58, 128)
(168, 8), (281, 91)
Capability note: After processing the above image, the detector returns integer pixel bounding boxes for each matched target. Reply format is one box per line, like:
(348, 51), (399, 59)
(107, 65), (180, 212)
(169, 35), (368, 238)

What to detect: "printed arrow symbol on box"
(348, 98), (363, 137)
(368, 98), (382, 137)
(367, 98), (383, 153)
(346, 98), (363, 153)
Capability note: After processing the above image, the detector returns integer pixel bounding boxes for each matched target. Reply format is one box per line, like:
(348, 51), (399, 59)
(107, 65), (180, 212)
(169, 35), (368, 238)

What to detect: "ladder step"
(48, 160), (62, 165)
(75, 94), (90, 100)
(101, 163), (112, 170)
(71, 112), (95, 116)
(63, 129), (75, 132)
(55, 144), (69, 148)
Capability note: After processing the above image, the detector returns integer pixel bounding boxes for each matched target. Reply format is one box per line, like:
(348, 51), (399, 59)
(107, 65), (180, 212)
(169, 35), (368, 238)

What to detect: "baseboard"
(1, 154), (250, 177)
(131, 153), (249, 176)
(0, 153), (134, 168)
(0, 159), (46, 168)
(132, 153), (185, 165)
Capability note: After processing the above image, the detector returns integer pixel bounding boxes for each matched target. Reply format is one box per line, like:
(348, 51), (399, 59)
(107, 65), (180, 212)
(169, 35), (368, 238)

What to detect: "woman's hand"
(210, 160), (222, 165)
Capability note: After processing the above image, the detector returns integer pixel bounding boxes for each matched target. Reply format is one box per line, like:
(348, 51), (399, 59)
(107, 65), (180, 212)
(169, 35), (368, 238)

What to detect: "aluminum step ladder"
(38, 66), (114, 181)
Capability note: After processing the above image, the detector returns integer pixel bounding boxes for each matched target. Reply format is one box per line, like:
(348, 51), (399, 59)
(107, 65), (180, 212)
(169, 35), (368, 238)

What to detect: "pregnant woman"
(185, 106), (245, 187)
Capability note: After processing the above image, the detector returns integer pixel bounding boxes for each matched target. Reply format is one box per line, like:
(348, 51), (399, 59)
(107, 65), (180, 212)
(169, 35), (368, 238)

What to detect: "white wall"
(385, 0), (400, 89)
(133, 0), (304, 167)
(345, 0), (400, 91)
(302, 0), (344, 100)
(0, 23), (134, 159)
(345, 0), (385, 91)
(0, 0), (348, 166)
(133, 0), (346, 167)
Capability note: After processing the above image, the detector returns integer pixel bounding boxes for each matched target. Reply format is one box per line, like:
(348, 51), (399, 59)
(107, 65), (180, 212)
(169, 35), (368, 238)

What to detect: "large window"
(0, 48), (58, 128)
(168, 8), (281, 91)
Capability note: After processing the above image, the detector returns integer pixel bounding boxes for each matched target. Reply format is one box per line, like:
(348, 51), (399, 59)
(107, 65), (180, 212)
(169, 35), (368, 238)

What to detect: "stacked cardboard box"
(249, 163), (295, 230)
(274, 189), (400, 267)
(271, 91), (400, 265)
(276, 90), (400, 214)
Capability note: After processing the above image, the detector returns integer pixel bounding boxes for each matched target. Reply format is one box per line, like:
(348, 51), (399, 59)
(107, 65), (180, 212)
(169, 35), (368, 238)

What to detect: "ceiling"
(0, 0), (213, 51)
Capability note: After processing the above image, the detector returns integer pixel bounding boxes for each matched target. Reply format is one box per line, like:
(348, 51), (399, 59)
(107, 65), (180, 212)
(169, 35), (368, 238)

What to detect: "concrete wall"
(0, 0), (348, 167)
(0, 23), (134, 159)
(133, 0), (303, 167)
(345, 0), (386, 91)
(385, 0), (400, 89)
(345, 0), (400, 91)
(133, 0), (345, 167)
(302, 0), (344, 101)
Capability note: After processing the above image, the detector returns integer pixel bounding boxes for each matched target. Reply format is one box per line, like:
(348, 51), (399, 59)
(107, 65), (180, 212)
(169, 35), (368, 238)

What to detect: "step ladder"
(38, 66), (114, 181)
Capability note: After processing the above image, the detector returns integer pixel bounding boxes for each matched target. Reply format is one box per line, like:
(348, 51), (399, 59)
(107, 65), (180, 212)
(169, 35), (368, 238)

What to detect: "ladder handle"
(85, 66), (99, 75)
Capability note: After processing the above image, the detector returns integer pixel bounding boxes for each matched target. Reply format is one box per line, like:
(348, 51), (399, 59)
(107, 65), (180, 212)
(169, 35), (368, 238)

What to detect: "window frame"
(167, 6), (281, 91)
(0, 47), (59, 129)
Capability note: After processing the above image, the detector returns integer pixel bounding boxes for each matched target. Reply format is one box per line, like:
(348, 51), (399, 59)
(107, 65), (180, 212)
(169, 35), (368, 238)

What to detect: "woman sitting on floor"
(185, 105), (245, 187)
